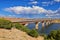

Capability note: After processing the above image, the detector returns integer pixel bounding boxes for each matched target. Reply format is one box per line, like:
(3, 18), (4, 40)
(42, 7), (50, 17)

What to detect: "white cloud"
(29, 1), (38, 4)
(6, 15), (16, 18)
(42, 1), (54, 6)
(46, 8), (60, 17)
(8, 15), (15, 17)
(4, 6), (60, 18)
(4, 6), (55, 14)
(54, 0), (60, 2)
(46, 13), (60, 17)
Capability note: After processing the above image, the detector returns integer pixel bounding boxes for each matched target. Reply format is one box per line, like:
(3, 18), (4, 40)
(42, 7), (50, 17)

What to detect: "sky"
(0, 0), (60, 18)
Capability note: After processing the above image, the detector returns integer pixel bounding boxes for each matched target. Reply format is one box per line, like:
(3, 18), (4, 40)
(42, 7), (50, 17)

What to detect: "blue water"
(27, 23), (60, 34)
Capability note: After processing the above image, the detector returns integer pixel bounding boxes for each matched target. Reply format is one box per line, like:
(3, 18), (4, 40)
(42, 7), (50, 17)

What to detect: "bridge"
(3, 18), (60, 29)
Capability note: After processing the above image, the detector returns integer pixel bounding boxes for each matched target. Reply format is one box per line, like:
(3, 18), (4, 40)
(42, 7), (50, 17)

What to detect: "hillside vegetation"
(44, 29), (60, 40)
(0, 18), (39, 37)
(0, 18), (44, 40)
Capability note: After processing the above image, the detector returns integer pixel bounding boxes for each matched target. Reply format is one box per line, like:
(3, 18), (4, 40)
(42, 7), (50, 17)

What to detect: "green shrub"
(49, 30), (57, 39)
(15, 23), (22, 29)
(44, 29), (60, 40)
(28, 29), (39, 38)
(15, 23), (30, 32)
(3, 23), (13, 29)
(56, 30), (60, 40)
(15, 23), (39, 37)
(0, 19), (13, 29)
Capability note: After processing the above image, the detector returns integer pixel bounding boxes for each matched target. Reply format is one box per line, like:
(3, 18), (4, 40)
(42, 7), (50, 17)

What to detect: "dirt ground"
(0, 28), (44, 40)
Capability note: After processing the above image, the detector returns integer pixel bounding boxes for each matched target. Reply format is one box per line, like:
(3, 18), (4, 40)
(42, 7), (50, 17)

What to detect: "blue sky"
(0, 0), (60, 18)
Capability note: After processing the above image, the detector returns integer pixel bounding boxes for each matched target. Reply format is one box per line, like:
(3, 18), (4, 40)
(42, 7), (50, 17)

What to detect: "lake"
(27, 23), (60, 34)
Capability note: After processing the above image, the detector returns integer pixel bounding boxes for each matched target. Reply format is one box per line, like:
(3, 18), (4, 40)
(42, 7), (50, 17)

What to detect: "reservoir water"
(27, 23), (60, 34)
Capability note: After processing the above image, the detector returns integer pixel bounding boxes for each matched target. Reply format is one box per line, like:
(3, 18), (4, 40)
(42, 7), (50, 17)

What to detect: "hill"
(0, 28), (44, 40)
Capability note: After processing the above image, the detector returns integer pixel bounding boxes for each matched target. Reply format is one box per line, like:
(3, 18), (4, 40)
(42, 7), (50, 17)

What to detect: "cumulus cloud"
(4, 6), (60, 18)
(4, 6), (56, 14)
(54, 0), (60, 2)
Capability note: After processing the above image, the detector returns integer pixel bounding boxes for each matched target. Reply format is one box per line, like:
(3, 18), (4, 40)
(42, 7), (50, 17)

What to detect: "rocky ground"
(0, 28), (44, 40)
